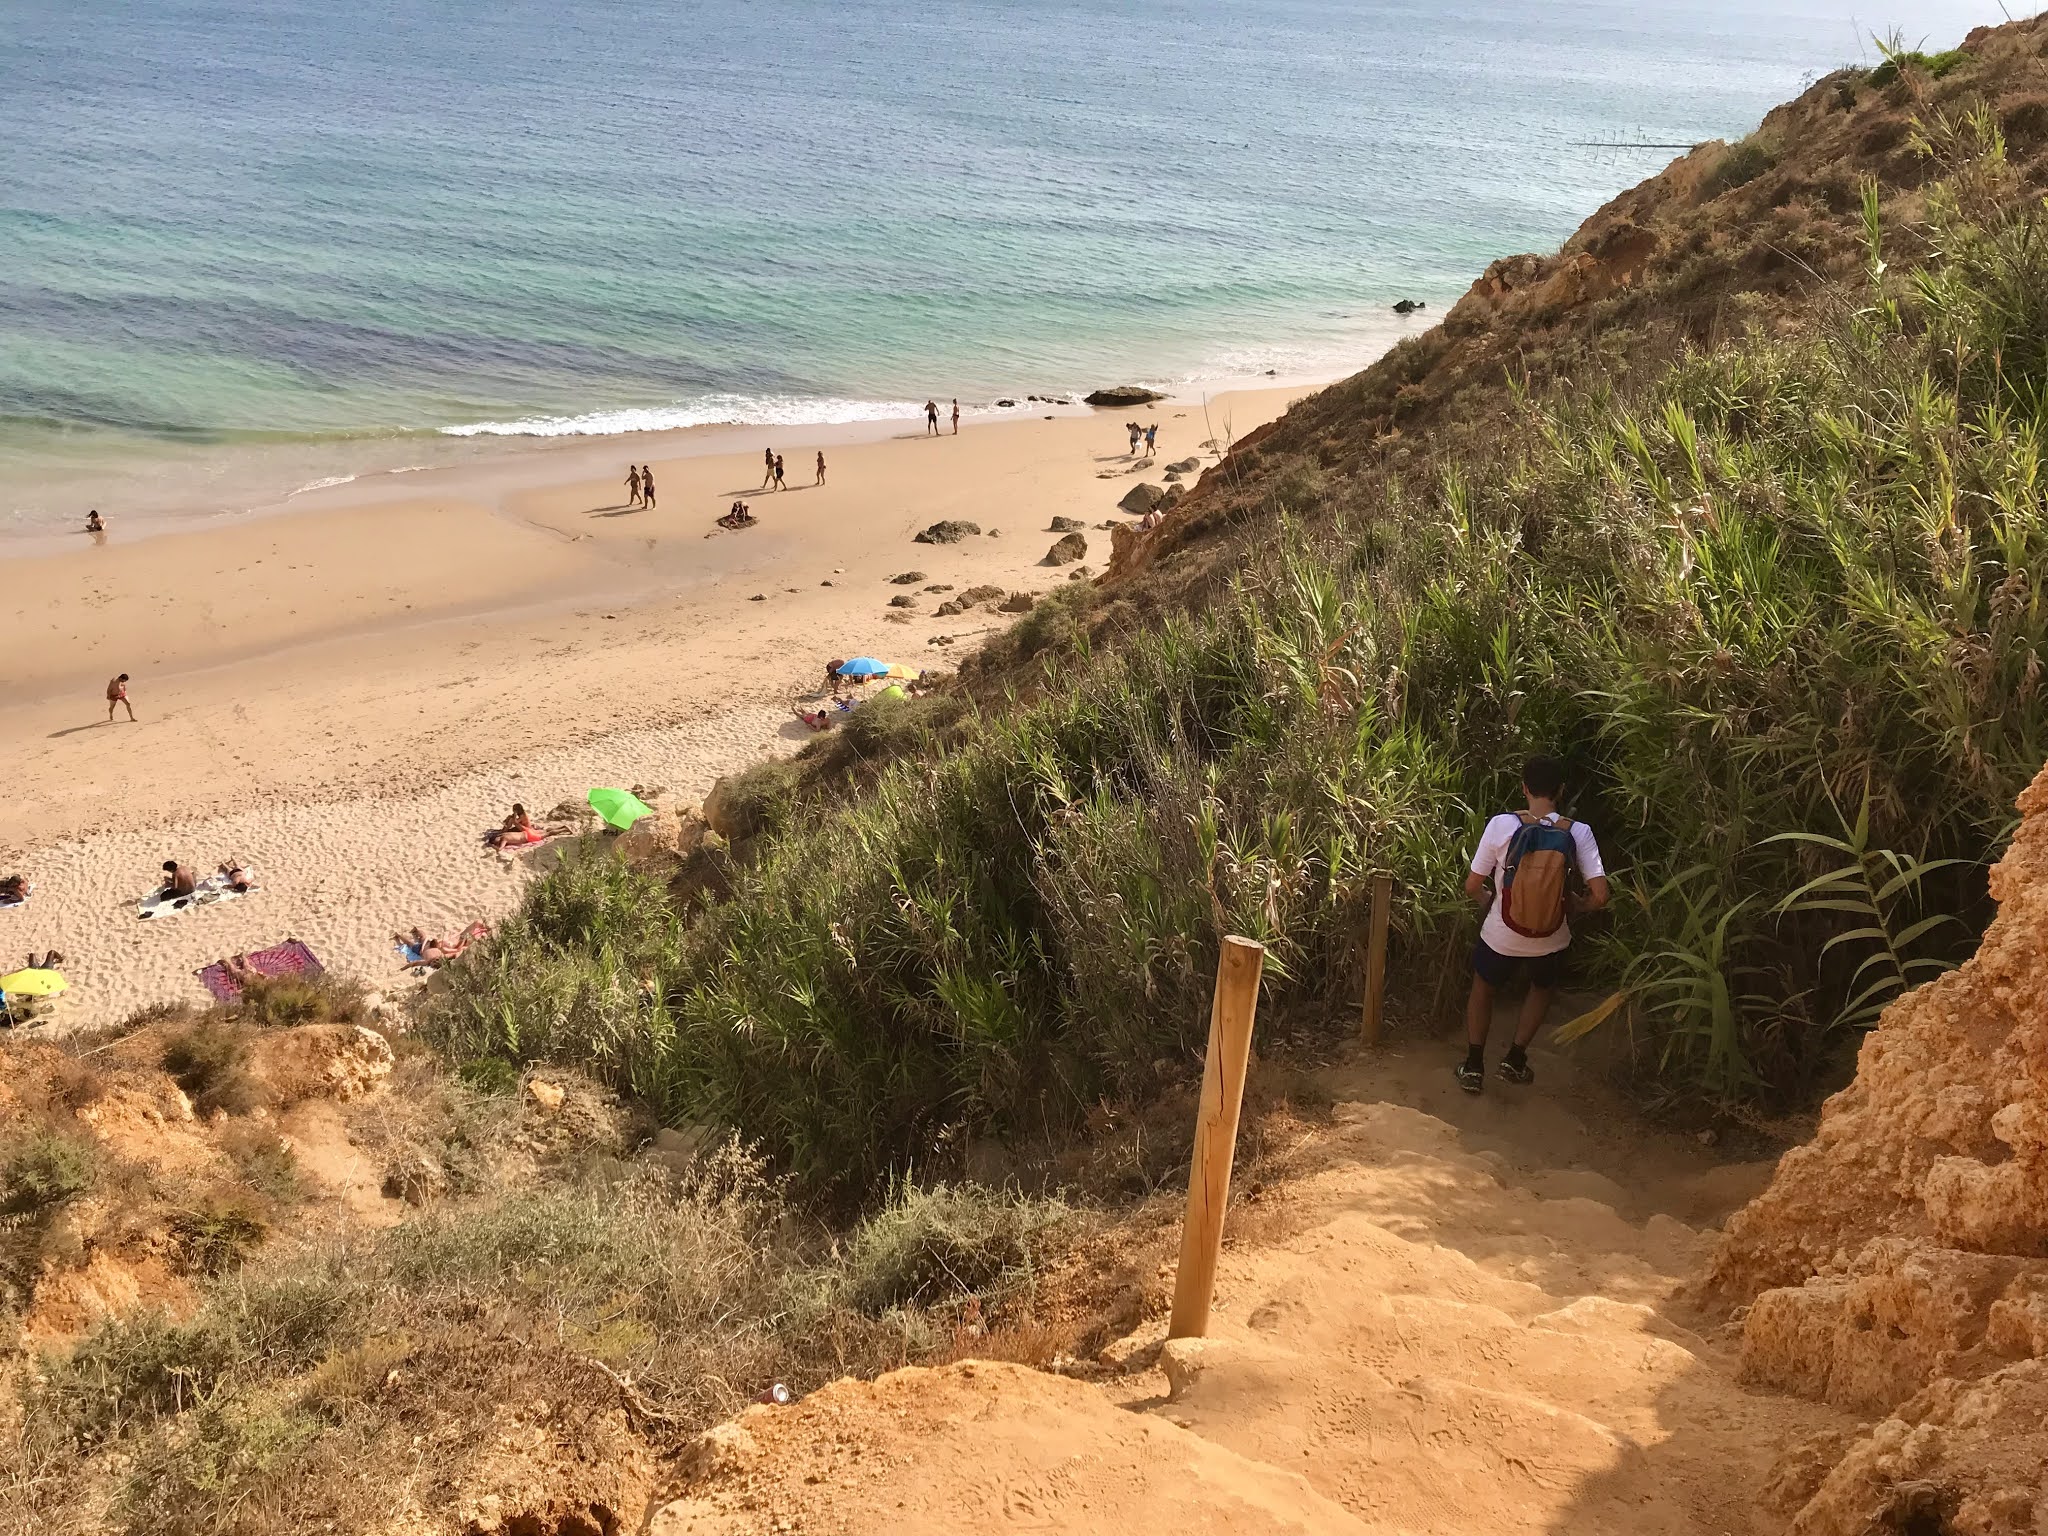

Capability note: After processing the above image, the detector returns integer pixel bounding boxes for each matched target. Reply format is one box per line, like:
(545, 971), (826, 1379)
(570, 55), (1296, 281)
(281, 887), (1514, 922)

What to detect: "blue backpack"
(1500, 813), (1577, 938)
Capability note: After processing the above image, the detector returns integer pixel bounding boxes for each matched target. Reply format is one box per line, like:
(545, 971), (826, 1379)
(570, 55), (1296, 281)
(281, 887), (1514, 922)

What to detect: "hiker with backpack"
(1458, 755), (1608, 1093)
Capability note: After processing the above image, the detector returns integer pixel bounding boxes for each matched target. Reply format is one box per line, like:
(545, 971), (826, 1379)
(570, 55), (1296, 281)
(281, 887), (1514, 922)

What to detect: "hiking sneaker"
(1497, 1053), (1535, 1086)
(1455, 1059), (1485, 1094)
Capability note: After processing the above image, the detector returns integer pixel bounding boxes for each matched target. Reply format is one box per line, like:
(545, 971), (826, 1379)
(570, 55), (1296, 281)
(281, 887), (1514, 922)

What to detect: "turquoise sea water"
(0, 0), (2011, 533)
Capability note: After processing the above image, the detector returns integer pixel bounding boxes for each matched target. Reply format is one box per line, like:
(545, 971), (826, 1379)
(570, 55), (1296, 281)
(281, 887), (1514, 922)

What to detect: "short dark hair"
(1523, 755), (1566, 799)
(162, 860), (177, 872)
(118, 672), (129, 681)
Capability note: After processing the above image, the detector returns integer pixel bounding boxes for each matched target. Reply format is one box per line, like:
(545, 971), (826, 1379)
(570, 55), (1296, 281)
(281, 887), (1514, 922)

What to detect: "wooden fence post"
(1168, 935), (1266, 1340)
(1361, 874), (1393, 1045)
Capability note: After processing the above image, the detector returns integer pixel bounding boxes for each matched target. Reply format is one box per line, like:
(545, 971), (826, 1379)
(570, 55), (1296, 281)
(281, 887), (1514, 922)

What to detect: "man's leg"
(1459, 956), (1496, 1092)
(1499, 957), (1561, 1085)
(1514, 984), (1553, 1048)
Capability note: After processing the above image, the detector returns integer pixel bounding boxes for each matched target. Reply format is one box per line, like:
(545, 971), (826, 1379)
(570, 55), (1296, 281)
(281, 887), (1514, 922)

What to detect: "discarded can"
(753, 1382), (793, 1405)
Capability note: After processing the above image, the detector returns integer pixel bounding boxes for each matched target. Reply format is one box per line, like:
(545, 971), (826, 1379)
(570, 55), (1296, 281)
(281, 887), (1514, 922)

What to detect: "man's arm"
(1464, 870), (1491, 906)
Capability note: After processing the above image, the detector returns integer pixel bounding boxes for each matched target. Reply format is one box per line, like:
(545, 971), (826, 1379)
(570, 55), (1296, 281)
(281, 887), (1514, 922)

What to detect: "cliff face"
(1703, 763), (2048, 1536)
(1104, 13), (2048, 596)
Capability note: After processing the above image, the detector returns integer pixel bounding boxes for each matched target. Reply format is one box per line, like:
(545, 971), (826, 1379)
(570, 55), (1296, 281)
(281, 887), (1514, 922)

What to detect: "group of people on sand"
(155, 857), (254, 902)
(925, 399), (959, 436)
(1126, 421), (1159, 458)
(624, 464), (658, 509)
(758, 448), (827, 491)
(719, 502), (759, 529)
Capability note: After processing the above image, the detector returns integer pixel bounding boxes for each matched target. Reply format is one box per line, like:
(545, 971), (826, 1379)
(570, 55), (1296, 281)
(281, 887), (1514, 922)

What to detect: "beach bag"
(1500, 813), (1577, 938)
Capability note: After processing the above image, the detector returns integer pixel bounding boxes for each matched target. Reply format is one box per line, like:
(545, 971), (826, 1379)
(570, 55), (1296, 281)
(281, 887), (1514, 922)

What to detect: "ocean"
(0, 0), (2010, 535)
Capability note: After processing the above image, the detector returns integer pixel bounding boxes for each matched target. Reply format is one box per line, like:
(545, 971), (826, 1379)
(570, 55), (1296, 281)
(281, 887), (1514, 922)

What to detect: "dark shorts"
(1471, 937), (1569, 990)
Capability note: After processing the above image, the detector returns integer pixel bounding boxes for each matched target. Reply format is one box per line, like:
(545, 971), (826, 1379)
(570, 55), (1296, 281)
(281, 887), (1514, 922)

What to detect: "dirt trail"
(648, 1045), (1847, 1535)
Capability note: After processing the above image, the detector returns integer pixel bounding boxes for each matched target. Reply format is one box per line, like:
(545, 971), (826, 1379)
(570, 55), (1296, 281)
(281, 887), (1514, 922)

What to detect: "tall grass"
(427, 130), (2048, 1186)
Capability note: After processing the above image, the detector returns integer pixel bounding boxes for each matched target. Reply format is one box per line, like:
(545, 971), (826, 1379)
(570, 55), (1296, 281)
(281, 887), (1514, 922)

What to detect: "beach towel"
(139, 871), (257, 920)
(196, 939), (323, 1003)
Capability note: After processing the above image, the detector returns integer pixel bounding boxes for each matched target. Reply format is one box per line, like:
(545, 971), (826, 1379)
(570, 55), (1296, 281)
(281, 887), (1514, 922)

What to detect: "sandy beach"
(1, 385), (1309, 1027)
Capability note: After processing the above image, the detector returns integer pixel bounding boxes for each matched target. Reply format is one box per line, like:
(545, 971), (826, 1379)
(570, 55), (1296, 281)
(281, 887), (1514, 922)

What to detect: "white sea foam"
(440, 393), (932, 439)
(287, 473), (360, 496)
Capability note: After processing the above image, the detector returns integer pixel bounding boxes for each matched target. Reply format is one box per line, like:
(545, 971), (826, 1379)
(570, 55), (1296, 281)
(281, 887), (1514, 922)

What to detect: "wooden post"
(1168, 935), (1266, 1340)
(1361, 874), (1393, 1045)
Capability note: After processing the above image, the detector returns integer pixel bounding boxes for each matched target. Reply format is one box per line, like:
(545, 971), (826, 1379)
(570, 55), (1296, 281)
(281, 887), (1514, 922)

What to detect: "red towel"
(196, 939), (324, 1003)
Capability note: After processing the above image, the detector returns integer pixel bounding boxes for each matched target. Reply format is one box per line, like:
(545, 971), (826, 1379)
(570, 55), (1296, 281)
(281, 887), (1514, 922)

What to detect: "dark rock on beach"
(891, 571), (926, 584)
(914, 520), (981, 544)
(1118, 483), (1166, 515)
(1048, 516), (1086, 532)
(995, 398), (1018, 408)
(1046, 532), (1088, 565)
(1084, 385), (1165, 407)
(888, 595), (917, 609)
(998, 592), (1035, 613)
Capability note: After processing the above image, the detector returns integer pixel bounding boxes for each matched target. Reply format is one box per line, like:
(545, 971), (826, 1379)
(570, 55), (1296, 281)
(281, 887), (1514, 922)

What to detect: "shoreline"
(0, 348), (1421, 558)
(1, 368), (1348, 1029)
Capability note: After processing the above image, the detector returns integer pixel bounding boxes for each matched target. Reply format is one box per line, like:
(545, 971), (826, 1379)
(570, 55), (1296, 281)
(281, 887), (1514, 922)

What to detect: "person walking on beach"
(106, 673), (135, 723)
(772, 453), (786, 491)
(640, 465), (656, 509)
(951, 398), (960, 435)
(925, 400), (940, 436)
(815, 450), (827, 486)
(762, 448), (776, 489)
(625, 466), (642, 508)
(1457, 754), (1608, 1093)
(1127, 422), (1143, 457)
(1144, 422), (1159, 456)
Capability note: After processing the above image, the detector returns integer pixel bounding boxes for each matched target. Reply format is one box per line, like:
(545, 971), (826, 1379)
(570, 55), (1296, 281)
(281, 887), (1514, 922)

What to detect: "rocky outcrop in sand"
(1705, 762), (2048, 1536)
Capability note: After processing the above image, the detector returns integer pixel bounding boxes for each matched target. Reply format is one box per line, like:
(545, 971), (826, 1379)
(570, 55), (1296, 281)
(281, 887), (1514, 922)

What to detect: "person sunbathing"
(222, 953), (263, 986)
(717, 501), (758, 529)
(397, 922), (489, 966)
(793, 706), (836, 731)
(218, 858), (253, 893)
(483, 804), (555, 849)
(24, 950), (64, 970)
(0, 875), (26, 905)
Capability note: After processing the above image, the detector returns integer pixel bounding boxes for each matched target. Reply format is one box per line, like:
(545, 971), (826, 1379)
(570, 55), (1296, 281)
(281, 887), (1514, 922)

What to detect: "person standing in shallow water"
(925, 400), (940, 436)
(1457, 754), (1608, 1093)
(951, 398), (960, 435)
(625, 466), (642, 508)
(639, 466), (656, 509)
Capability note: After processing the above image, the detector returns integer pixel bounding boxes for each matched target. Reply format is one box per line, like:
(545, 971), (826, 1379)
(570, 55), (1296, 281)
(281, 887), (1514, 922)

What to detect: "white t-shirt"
(1470, 812), (1605, 957)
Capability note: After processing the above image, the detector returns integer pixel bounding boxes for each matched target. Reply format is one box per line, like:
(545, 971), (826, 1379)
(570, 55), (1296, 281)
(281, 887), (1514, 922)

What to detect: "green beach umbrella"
(0, 968), (67, 998)
(587, 787), (655, 832)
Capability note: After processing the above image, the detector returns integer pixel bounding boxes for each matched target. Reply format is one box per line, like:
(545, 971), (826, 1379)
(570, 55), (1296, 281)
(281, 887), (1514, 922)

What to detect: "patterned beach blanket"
(196, 939), (323, 1003)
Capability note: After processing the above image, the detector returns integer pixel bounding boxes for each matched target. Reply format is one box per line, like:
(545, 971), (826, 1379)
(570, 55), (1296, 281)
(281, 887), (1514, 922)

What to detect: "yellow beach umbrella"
(0, 968), (67, 997)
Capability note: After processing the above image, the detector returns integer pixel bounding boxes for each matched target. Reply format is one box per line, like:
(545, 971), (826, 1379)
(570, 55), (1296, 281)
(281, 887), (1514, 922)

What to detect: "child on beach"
(1457, 755), (1609, 1093)
(107, 674), (135, 723)
(773, 454), (786, 490)
(625, 466), (642, 507)
(640, 466), (656, 508)
(815, 451), (826, 486)
(85, 510), (103, 533)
